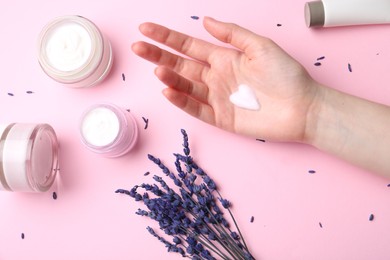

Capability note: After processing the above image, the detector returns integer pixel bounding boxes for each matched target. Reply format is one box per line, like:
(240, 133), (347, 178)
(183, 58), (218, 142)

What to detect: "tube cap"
(305, 1), (325, 27)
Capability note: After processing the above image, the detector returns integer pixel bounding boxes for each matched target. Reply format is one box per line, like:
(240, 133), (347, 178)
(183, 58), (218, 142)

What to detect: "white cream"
(305, 0), (390, 27)
(45, 23), (92, 71)
(81, 107), (120, 147)
(38, 15), (113, 88)
(229, 84), (260, 111)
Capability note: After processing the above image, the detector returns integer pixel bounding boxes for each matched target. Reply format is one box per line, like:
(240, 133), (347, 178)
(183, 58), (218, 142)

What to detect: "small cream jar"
(0, 123), (59, 192)
(80, 103), (138, 157)
(38, 15), (113, 88)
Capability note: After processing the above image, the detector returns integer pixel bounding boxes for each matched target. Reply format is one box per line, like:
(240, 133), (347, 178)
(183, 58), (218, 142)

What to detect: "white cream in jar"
(38, 15), (113, 88)
(0, 123), (59, 192)
(80, 103), (138, 157)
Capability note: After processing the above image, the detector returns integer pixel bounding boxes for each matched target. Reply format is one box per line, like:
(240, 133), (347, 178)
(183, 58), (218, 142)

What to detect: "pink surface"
(1, 0), (390, 259)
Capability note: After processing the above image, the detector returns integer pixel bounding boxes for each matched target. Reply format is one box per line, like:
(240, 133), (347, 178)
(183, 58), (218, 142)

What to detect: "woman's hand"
(132, 17), (320, 142)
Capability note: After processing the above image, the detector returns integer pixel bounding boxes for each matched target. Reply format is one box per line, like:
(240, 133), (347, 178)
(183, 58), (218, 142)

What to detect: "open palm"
(132, 17), (319, 142)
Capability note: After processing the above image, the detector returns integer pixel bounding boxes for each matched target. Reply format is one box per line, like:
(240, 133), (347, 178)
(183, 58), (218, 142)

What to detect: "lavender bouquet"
(116, 129), (255, 260)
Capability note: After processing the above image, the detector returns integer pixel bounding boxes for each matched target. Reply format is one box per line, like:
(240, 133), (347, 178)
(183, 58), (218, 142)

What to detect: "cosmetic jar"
(80, 103), (138, 157)
(0, 123), (59, 192)
(38, 15), (113, 88)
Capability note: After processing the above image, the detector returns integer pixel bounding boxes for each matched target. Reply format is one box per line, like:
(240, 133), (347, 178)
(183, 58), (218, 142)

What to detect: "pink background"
(1, 0), (390, 259)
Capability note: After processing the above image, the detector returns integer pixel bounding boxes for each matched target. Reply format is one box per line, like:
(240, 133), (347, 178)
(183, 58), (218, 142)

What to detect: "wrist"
(302, 81), (330, 147)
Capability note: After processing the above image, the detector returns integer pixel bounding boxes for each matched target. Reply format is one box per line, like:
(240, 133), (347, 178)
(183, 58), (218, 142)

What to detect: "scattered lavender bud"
(308, 170), (316, 174)
(369, 214), (374, 221)
(21, 233), (25, 239)
(144, 172), (150, 176)
(190, 16), (199, 20)
(126, 109), (131, 112)
(256, 139), (266, 142)
(250, 216), (254, 223)
(26, 91), (34, 94)
(142, 117), (149, 130)
(122, 73), (126, 81)
(7, 93), (14, 96)
(348, 63), (352, 72)
(387, 184), (390, 187)
(319, 222), (323, 228)
(277, 23), (282, 27)
(52, 192), (57, 200)
(314, 62), (321, 66)
(317, 56), (325, 61)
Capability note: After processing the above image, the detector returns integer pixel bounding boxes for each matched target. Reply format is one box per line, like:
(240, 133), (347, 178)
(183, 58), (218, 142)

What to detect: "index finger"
(139, 22), (218, 63)
(203, 17), (270, 57)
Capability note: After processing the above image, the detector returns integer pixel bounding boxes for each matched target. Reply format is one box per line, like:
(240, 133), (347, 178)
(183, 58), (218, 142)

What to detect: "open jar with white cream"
(37, 15), (113, 88)
(0, 123), (59, 192)
(80, 103), (138, 157)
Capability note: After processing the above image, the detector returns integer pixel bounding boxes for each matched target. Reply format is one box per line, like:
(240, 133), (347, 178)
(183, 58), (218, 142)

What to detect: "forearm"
(305, 82), (390, 177)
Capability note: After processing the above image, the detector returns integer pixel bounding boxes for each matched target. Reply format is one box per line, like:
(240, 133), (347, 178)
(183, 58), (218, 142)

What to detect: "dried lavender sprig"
(173, 168), (245, 258)
(176, 138), (251, 254)
(200, 202), (249, 260)
(217, 190), (249, 251)
(186, 206), (243, 260)
(175, 173), (249, 260)
(173, 150), (253, 258)
(175, 158), (251, 257)
(117, 129), (255, 260)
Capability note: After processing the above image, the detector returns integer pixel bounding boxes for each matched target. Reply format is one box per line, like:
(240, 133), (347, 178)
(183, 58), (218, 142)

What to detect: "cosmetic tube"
(305, 0), (390, 27)
(80, 103), (138, 157)
(38, 15), (113, 88)
(0, 123), (59, 192)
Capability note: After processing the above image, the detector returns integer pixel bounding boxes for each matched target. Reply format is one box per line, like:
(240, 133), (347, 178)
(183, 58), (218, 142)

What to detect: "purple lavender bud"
(189, 174), (197, 183)
(186, 246), (195, 255)
(221, 218), (230, 228)
(186, 236), (197, 246)
(198, 197), (208, 206)
(135, 194), (142, 201)
(192, 185), (202, 194)
(244, 253), (255, 260)
(173, 236), (181, 244)
(136, 209), (149, 216)
(174, 178), (182, 187)
(115, 189), (130, 195)
(208, 232), (217, 240)
(219, 198), (231, 209)
(177, 247), (185, 256)
(195, 243), (204, 252)
(182, 217), (191, 227)
(129, 187), (138, 198)
(146, 226), (155, 234)
(195, 168), (205, 176)
(200, 227), (209, 234)
(200, 249), (214, 260)
(203, 176), (217, 191)
(230, 231), (240, 240)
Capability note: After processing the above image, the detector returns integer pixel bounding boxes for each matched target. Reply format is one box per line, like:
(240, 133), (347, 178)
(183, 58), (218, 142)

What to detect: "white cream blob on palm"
(81, 107), (120, 147)
(229, 84), (260, 111)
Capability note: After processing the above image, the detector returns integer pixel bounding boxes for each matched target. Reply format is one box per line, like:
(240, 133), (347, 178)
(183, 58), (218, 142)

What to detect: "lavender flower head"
(116, 129), (255, 260)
